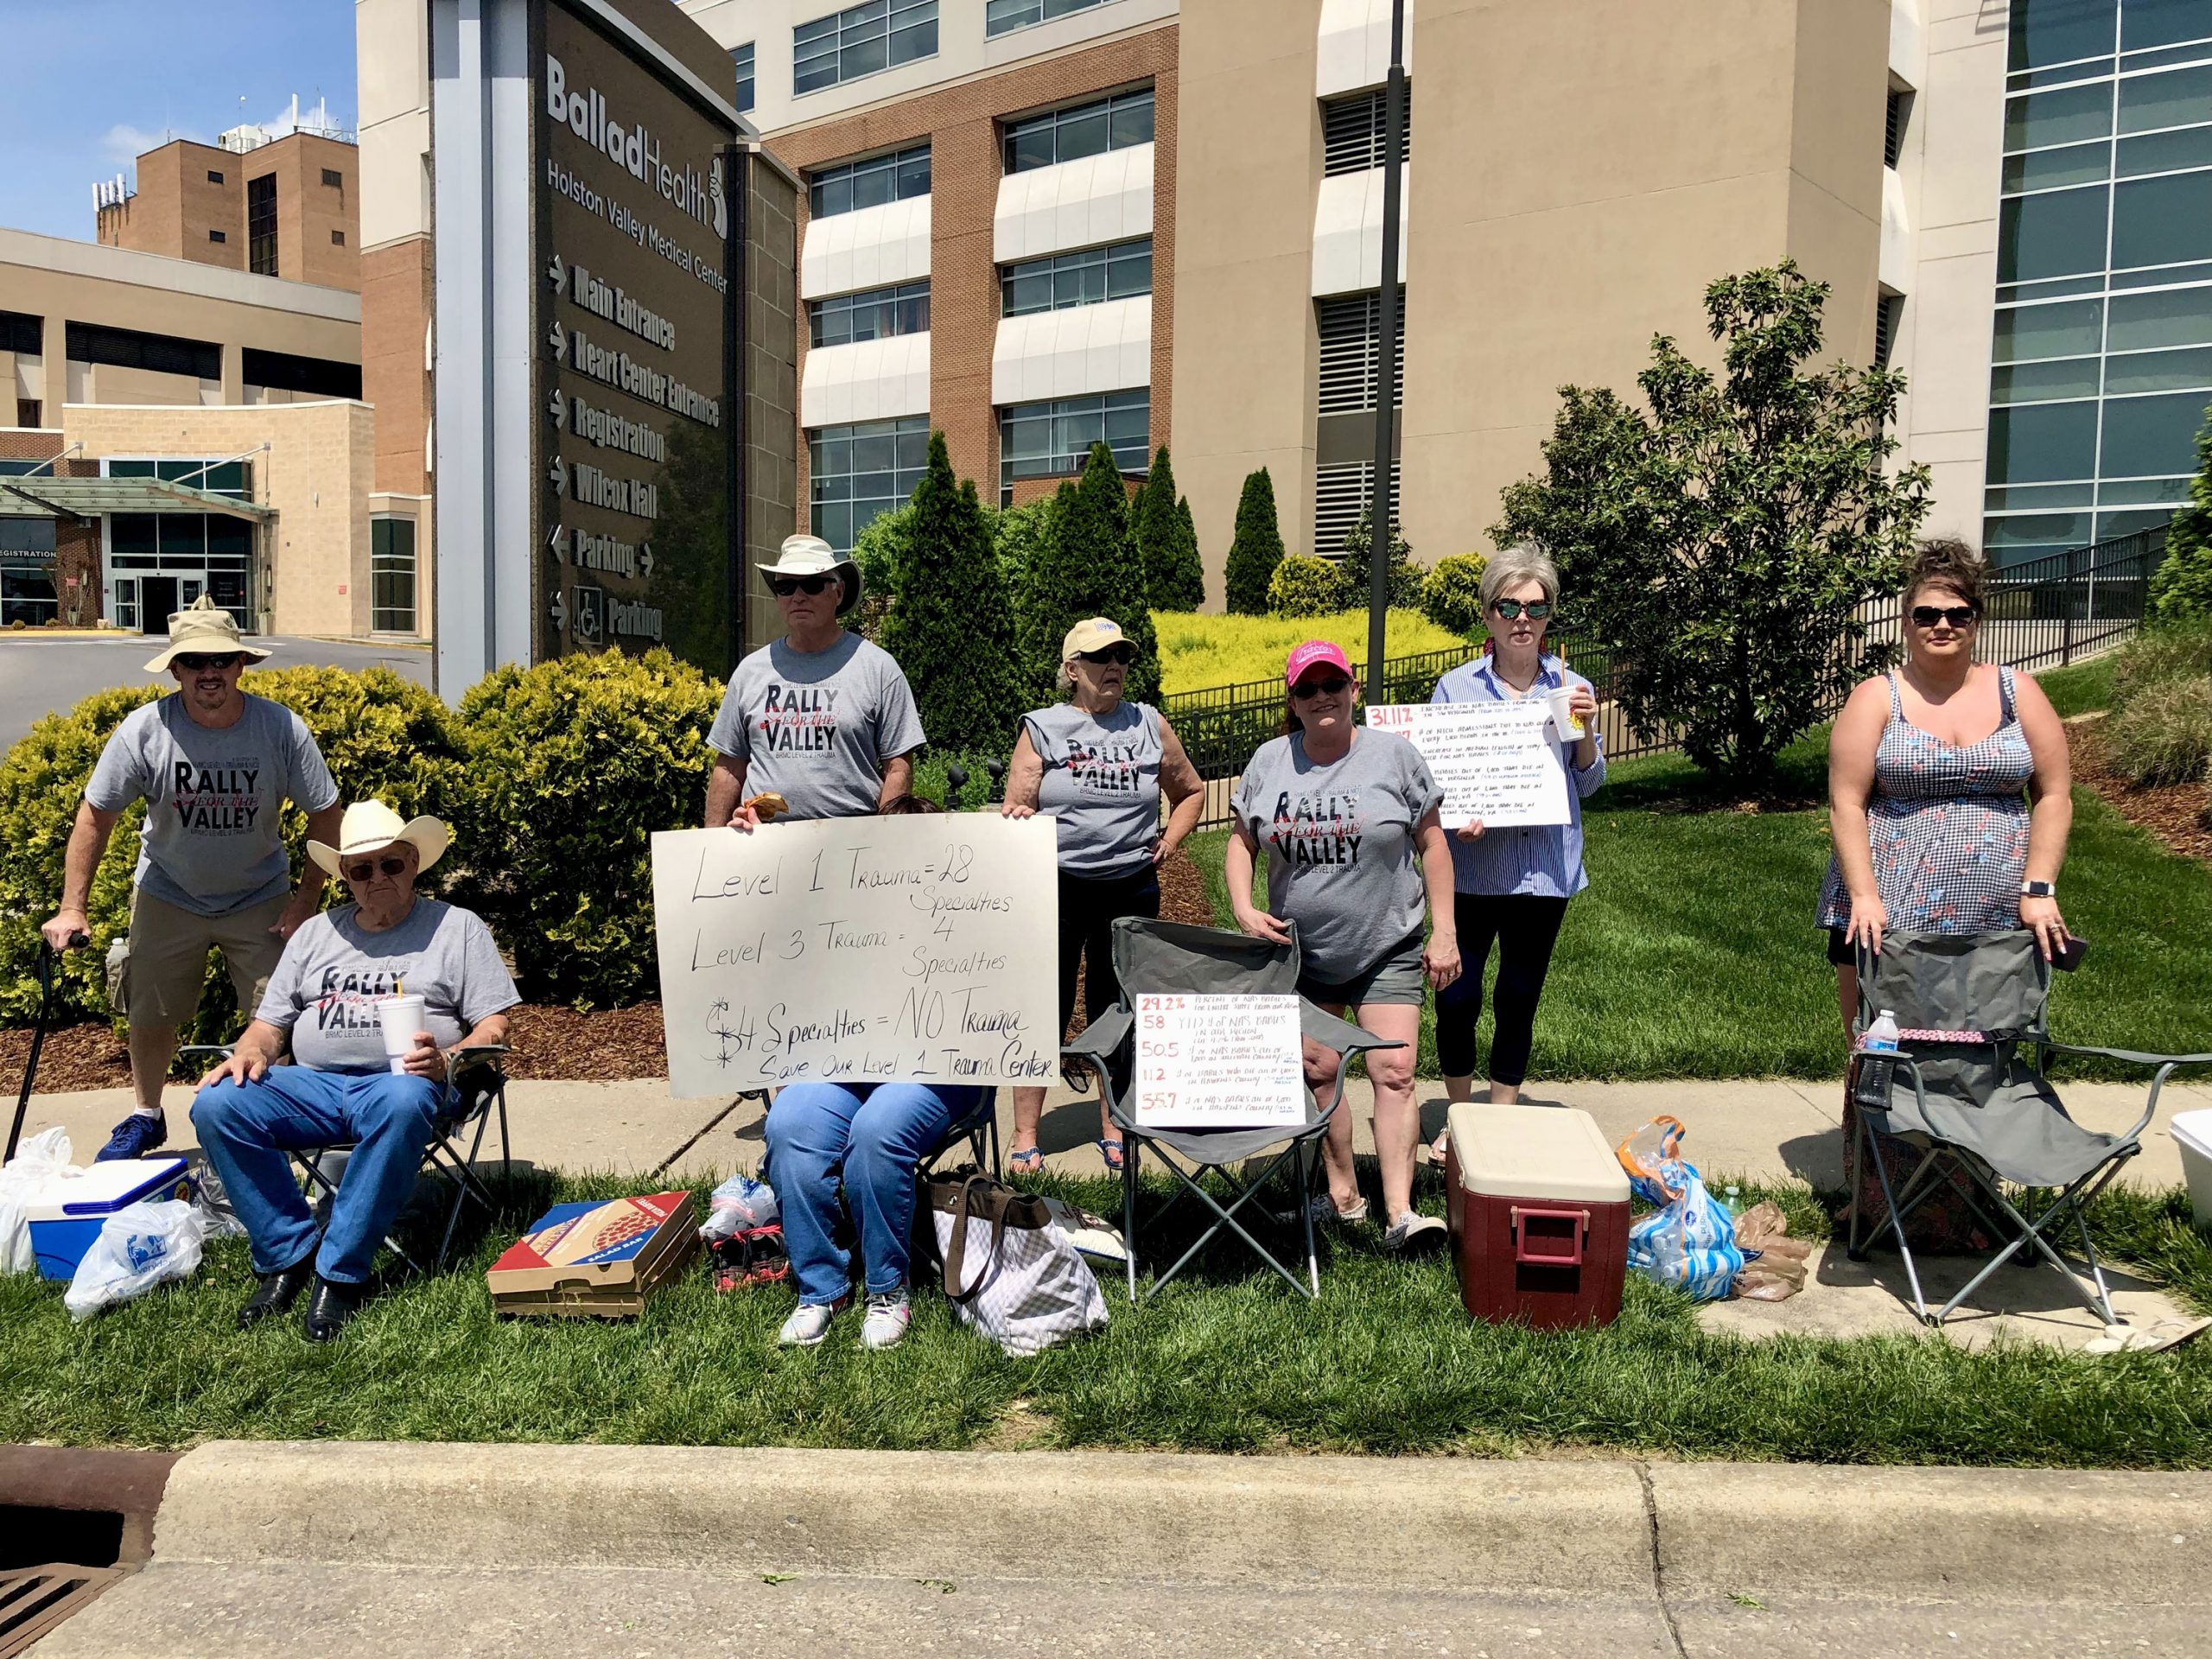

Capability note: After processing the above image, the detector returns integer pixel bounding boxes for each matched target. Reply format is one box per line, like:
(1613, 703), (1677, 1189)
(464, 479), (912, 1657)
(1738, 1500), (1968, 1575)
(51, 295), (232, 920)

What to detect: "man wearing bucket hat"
(41, 596), (344, 1162)
(704, 533), (926, 829)
(190, 800), (518, 1339)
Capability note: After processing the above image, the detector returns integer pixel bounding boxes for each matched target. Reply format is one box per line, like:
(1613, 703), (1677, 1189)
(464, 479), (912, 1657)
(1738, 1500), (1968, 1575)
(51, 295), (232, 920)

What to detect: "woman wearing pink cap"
(1224, 640), (1460, 1249)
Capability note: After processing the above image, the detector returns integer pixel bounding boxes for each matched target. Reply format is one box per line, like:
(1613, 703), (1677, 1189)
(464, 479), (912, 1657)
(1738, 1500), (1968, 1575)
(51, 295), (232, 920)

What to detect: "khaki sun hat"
(759, 532), (861, 615)
(1061, 617), (1129, 660)
(143, 594), (272, 673)
(307, 799), (452, 880)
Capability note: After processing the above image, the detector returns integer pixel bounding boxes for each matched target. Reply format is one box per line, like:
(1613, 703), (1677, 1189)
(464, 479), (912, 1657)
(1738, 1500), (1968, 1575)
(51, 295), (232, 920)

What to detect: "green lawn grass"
(5, 1166), (2209, 1466)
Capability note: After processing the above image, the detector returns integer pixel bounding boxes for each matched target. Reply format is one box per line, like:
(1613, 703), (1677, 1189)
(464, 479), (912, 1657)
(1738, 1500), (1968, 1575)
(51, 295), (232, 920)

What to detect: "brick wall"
(361, 236), (431, 497)
(765, 23), (1177, 531)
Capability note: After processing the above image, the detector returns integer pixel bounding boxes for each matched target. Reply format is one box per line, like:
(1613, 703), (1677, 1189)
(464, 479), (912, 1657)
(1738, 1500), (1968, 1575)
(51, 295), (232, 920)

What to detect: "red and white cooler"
(1443, 1103), (1630, 1329)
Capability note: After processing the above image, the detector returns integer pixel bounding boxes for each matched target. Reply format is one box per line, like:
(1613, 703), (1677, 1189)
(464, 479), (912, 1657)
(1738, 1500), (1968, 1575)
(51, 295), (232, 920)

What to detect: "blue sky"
(0, 0), (358, 242)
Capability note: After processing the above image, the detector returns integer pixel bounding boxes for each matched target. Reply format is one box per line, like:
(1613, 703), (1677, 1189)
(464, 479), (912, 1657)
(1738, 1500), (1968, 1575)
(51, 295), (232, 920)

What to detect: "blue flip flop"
(1095, 1138), (1126, 1172)
(1007, 1147), (1046, 1175)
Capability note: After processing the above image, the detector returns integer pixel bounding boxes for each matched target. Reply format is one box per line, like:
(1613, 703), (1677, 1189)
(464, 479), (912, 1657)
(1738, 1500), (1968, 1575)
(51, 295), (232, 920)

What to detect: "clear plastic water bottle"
(1862, 1009), (1901, 1052)
(1855, 1009), (1901, 1108)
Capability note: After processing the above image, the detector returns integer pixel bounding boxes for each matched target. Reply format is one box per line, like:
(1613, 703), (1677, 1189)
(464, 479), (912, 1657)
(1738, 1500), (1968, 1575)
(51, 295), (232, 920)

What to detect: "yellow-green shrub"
(1267, 554), (1348, 619)
(1154, 608), (1466, 696)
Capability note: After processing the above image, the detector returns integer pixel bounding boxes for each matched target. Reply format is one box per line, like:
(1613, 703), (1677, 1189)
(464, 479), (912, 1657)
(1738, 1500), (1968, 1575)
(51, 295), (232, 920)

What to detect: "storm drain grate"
(0, 1563), (124, 1658)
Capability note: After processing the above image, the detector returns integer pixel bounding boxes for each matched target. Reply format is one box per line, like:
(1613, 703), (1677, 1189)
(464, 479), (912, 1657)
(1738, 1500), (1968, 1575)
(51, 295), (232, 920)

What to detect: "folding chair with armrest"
(180, 1042), (514, 1275)
(1061, 917), (1403, 1300)
(1847, 929), (2212, 1326)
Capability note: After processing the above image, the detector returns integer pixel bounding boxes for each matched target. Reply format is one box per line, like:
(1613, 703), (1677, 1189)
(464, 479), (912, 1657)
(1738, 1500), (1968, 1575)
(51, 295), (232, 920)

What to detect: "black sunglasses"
(1910, 604), (1980, 628)
(1077, 645), (1135, 665)
(341, 855), (412, 882)
(1292, 675), (1352, 698)
(1491, 600), (1553, 620)
(175, 652), (243, 671)
(769, 575), (836, 597)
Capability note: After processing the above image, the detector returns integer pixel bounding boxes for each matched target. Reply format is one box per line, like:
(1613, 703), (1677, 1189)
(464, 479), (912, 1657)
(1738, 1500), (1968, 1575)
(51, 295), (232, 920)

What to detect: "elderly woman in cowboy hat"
(42, 594), (343, 1163)
(190, 800), (518, 1341)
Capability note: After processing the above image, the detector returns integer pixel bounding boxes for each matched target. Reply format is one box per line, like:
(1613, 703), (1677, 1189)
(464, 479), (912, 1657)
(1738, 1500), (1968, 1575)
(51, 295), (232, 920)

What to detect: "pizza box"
(486, 1190), (696, 1316)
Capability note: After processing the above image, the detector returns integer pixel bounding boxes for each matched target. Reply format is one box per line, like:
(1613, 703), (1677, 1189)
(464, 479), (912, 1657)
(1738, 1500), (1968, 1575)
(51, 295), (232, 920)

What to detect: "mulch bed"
(2, 849), (1228, 1094)
(2072, 718), (2212, 866)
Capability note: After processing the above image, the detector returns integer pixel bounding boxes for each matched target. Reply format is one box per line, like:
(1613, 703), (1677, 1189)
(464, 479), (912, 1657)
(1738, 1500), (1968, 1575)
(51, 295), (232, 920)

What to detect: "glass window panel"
(1987, 481), (2099, 507)
(1993, 357), (2105, 400)
(205, 518), (250, 557)
(795, 15), (837, 47)
(795, 55), (838, 95)
(2101, 387), (2212, 470)
(1988, 399), (2101, 480)
(1054, 108), (1109, 162)
(890, 18), (934, 63)
(2113, 168), (2212, 265)
(2097, 473), (2195, 499)
(2100, 507), (2184, 537)
(2125, 0), (2212, 49)
(1110, 93), (1155, 148)
(2005, 140), (2113, 191)
(2012, 0), (2118, 70)
(108, 461), (157, 478)
(852, 434), (893, 474)
(816, 173), (852, 216)
(1999, 185), (2111, 281)
(2106, 343), (2212, 388)
(2118, 62), (2212, 130)
(846, 0), (887, 24)
(1007, 126), (1055, 172)
(1076, 260), (1107, 303)
(2119, 124), (2212, 174)
(2005, 82), (2114, 149)
(899, 151), (931, 195)
(1004, 270), (1050, 315)
(2109, 283), (2212, 344)
(110, 513), (157, 554)
(842, 33), (888, 79)
(158, 517), (207, 556)
(1108, 248), (1152, 298)
(1986, 511), (2096, 546)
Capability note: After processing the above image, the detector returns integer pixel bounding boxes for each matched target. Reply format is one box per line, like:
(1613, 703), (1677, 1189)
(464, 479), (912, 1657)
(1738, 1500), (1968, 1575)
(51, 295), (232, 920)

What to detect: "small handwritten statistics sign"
(1366, 701), (1569, 830)
(1132, 993), (1306, 1129)
(651, 817), (1061, 1098)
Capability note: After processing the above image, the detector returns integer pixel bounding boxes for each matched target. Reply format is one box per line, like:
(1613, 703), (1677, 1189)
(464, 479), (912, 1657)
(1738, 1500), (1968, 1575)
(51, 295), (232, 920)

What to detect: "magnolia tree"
(1494, 261), (1931, 780)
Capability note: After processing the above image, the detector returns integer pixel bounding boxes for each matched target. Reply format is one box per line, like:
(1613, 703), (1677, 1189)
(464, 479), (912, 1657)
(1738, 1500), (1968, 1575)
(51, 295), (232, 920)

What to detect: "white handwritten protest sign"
(1132, 994), (1305, 1129)
(1366, 701), (1569, 830)
(651, 817), (1061, 1098)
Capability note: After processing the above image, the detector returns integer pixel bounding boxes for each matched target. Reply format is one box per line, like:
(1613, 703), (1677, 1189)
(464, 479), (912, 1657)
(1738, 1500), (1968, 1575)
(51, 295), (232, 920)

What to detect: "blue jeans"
(764, 1081), (986, 1305)
(191, 1066), (448, 1285)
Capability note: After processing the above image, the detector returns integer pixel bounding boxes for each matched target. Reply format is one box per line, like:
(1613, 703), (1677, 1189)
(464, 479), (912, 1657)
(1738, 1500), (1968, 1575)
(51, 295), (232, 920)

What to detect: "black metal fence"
(1161, 526), (2169, 830)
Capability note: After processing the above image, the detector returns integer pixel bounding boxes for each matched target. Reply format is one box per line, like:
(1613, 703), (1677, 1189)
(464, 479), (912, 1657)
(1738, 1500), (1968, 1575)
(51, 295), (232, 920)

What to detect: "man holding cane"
(41, 597), (341, 1161)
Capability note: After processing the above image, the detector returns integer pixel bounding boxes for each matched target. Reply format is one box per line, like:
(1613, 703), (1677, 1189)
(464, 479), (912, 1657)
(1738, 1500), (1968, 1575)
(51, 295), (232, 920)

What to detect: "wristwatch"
(2020, 880), (2056, 898)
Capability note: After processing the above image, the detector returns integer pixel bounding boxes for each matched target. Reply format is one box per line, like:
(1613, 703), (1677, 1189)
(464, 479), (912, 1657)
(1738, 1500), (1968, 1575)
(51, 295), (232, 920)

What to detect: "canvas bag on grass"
(928, 1166), (1107, 1356)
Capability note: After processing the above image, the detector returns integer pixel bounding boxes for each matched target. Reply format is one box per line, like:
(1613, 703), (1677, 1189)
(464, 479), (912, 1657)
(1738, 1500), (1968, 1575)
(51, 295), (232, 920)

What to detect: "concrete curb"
(148, 1441), (2212, 1606)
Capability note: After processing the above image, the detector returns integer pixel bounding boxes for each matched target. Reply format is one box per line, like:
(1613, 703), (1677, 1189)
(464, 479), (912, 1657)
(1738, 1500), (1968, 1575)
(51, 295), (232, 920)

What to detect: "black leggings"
(1059, 867), (1161, 1038)
(1433, 893), (1570, 1084)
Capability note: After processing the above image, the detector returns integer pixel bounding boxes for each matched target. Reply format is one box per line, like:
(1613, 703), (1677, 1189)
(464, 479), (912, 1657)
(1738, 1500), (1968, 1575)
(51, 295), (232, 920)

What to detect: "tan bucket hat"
(758, 533), (862, 615)
(307, 799), (452, 879)
(143, 594), (272, 673)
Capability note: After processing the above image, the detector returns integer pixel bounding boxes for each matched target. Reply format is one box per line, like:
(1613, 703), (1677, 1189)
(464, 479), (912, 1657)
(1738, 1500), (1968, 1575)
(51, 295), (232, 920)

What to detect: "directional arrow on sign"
(547, 387), (566, 426)
(638, 542), (655, 580)
(548, 524), (569, 563)
(548, 455), (568, 497)
(546, 251), (564, 291)
(548, 319), (566, 362)
(549, 589), (568, 633)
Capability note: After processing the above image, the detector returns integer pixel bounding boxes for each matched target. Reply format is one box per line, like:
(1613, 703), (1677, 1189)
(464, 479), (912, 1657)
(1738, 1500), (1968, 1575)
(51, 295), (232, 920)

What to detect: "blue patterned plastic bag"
(1615, 1116), (1744, 1302)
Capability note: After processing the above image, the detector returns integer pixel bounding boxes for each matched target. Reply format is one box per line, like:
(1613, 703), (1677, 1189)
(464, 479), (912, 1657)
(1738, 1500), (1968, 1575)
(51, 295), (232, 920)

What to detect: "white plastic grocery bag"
(0, 1127), (75, 1276)
(63, 1198), (207, 1322)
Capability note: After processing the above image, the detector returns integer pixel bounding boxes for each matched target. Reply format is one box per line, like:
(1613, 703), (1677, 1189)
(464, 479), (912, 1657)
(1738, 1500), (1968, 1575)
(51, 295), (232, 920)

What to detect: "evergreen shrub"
(1223, 468), (1286, 615)
(1421, 553), (1491, 636)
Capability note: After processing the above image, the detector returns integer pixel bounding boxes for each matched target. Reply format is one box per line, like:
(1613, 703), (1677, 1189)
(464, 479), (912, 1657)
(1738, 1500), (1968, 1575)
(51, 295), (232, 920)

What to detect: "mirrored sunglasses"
(1491, 600), (1553, 621)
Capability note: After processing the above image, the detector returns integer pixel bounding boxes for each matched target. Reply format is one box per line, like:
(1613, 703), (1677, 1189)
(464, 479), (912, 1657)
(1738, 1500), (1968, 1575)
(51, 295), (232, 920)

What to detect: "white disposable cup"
(375, 995), (427, 1076)
(1545, 686), (1585, 741)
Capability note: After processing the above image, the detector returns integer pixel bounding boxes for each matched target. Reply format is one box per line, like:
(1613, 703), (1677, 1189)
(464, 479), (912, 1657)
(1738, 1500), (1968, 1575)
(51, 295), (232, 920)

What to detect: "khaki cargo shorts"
(117, 888), (289, 1025)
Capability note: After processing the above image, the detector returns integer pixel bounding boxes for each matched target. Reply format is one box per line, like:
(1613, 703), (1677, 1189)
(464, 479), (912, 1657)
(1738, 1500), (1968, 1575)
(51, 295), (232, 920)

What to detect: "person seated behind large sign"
(190, 801), (518, 1342)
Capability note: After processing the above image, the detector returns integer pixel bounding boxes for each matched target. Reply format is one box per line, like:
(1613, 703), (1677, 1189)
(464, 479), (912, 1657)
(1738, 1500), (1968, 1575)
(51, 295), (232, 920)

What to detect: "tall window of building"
(809, 144), (931, 218)
(372, 518), (417, 633)
(16, 401), (40, 428)
(1001, 238), (1151, 315)
(997, 390), (1148, 505)
(1320, 86), (1413, 176)
(66, 322), (221, 380)
(811, 281), (931, 347)
(1987, 0), (2212, 566)
(0, 518), (58, 626)
(1885, 87), (1913, 167)
(1002, 87), (1154, 174)
(733, 41), (757, 112)
(810, 415), (930, 551)
(987, 0), (1116, 35)
(246, 174), (278, 275)
(0, 311), (41, 357)
(794, 0), (938, 96)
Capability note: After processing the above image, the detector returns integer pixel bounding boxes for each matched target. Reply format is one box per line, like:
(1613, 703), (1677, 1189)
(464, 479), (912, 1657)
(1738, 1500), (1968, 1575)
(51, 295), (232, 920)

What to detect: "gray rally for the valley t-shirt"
(709, 632), (927, 820)
(257, 898), (519, 1073)
(1230, 728), (1443, 984)
(86, 692), (339, 918)
(1023, 700), (1163, 878)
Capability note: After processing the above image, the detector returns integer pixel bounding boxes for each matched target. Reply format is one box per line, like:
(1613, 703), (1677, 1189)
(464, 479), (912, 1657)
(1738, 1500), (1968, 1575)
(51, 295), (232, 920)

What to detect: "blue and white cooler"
(26, 1157), (193, 1281)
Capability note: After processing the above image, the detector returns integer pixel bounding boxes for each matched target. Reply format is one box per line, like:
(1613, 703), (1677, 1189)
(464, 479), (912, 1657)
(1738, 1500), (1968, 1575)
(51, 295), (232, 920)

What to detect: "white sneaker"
(1381, 1211), (1448, 1252)
(778, 1298), (846, 1346)
(861, 1291), (912, 1351)
(1308, 1193), (1370, 1226)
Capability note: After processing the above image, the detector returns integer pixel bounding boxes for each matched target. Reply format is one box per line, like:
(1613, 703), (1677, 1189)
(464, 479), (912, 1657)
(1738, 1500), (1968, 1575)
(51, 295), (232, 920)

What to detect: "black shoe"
(238, 1257), (317, 1331)
(302, 1276), (371, 1343)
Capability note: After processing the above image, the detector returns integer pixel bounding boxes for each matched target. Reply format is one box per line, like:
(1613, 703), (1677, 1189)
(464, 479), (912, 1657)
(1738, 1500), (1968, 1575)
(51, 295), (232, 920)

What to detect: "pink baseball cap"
(1285, 639), (1354, 690)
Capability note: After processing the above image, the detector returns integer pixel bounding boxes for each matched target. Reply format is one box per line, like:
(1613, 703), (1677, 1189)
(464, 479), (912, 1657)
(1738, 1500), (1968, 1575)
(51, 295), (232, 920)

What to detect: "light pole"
(1364, 0), (1407, 706)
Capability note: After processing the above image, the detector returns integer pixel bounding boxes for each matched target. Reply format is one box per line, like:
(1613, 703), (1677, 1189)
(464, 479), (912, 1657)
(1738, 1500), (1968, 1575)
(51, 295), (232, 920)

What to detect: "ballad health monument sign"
(431, 0), (795, 691)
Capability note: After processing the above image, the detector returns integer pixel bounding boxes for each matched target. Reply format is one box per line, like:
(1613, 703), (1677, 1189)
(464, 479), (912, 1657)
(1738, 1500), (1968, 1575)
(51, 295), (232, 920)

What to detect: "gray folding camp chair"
(1847, 930), (2212, 1327)
(1061, 916), (1403, 1300)
(920, 1086), (1001, 1179)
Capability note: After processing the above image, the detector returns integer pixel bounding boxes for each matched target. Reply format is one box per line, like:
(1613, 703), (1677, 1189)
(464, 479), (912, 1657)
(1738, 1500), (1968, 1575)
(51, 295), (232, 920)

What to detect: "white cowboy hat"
(143, 594), (273, 673)
(307, 799), (452, 879)
(757, 533), (861, 615)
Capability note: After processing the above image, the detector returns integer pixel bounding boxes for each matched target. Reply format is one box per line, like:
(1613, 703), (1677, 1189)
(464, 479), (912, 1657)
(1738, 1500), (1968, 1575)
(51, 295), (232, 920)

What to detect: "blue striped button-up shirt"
(1430, 652), (1605, 897)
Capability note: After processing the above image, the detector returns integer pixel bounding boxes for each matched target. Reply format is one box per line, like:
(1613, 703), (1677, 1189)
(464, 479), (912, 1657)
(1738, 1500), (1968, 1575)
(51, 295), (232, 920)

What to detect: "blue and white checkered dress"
(1816, 669), (2032, 934)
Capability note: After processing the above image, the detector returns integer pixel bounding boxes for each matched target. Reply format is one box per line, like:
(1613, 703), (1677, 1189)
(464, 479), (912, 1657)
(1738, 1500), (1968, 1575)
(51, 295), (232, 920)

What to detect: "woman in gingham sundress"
(1818, 537), (2075, 1029)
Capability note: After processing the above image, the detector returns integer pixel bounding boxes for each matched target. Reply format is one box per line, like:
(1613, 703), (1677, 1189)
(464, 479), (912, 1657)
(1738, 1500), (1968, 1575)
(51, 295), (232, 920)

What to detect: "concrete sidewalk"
(32, 1440), (2212, 1657)
(29, 1072), (2211, 1190)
